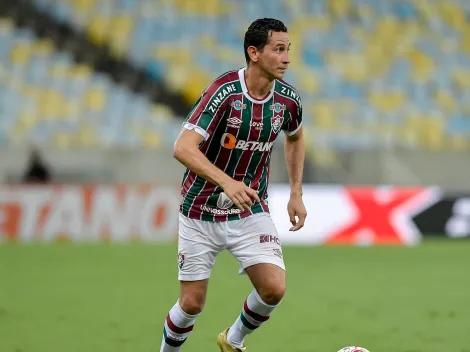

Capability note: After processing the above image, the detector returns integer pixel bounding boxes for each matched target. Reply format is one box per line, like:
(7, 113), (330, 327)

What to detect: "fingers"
(290, 212), (307, 232)
(288, 207), (296, 226)
(225, 182), (260, 212)
(231, 196), (245, 211)
(246, 188), (261, 203)
(234, 193), (252, 211)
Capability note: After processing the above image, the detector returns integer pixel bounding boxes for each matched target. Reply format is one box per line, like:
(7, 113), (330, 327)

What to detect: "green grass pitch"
(1, 240), (469, 352)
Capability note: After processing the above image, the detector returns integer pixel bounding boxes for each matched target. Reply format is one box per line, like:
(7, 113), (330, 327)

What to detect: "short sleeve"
(183, 82), (228, 141)
(282, 96), (303, 136)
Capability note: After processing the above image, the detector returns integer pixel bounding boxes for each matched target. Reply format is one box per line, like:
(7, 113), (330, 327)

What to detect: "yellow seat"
(18, 111), (38, 130)
(77, 125), (95, 147)
(311, 103), (337, 130)
(437, 2), (467, 32)
(329, 0), (351, 18)
(294, 68), (319, 94)
(453, 69), (470, 89)
(407, 49), (435, 82)
(32, 39), (54, 56)
(88, 15), (110, 45)
(434, 90), (456, 113)
(369, 91), (406, 112)
(421, 118), (445, 150)
(174, 0), (236, 16)
(9, 43), (31, 67)
(72, 0), (96, 15)
(68, 64), (92, 78)
(151, 104), (173, 122)
(53, 133), (74, 148)
(141, 129), (162, 149)
(84, 89), (106, 111)
(108, 15), (133, 58)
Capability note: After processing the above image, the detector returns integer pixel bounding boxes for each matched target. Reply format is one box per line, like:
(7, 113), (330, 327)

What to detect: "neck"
(244, 65), (274, 100)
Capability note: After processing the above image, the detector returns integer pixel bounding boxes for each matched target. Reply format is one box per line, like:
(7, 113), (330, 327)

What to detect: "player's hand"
(222, 180), (260, 212)
(287, 194), (307, 231)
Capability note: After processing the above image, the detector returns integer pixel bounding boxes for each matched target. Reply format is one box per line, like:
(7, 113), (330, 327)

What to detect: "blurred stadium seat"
(0, 17), (179, 149)
(3, 0), (470, 155)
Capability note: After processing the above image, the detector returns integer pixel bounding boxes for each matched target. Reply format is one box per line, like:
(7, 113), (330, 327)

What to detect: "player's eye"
(276, 47), (283, 53)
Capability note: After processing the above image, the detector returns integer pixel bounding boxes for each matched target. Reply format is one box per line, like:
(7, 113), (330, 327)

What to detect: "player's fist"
(221, 180), (260, 212)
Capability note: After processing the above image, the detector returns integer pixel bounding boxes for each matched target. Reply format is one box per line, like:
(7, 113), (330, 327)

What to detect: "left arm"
(284, 127), (307, 231)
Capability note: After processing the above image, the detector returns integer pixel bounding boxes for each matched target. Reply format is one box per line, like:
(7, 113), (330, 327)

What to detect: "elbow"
(173, 141), (184, 161)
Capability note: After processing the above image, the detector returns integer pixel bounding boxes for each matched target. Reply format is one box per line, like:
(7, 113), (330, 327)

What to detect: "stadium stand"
(0, 16), (180, 149)
(4, 0), (470, 160)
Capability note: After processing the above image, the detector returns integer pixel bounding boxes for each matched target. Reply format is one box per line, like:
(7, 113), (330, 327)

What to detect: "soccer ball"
(337, 347), (370, 352)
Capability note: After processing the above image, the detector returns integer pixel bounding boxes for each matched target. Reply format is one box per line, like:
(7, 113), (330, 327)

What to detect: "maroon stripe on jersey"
(262, 203), (270, 213)
(182, 140), (211, 195)
(166, 315), (194, 334)
(250, 129), (277, 191)
(182, 85), (236, 198)
(188, 93), (245, 220)
(232, 103), (263, 182)
(250, 96), (287, 194)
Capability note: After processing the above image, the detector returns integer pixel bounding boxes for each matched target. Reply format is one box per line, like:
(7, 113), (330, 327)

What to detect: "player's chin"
(274, 69), (287, 79)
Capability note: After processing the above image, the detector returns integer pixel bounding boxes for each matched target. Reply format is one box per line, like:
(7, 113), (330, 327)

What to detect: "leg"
(245, 263), (286, 305)
(223, 213), (286, 349)
(160, 214), (223, 351)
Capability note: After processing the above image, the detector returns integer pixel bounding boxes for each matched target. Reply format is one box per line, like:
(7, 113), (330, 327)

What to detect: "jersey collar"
(238, 67), (275, 104)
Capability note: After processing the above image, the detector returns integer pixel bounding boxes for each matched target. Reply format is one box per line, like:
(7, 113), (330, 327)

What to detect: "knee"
(179, 292), (206, 315)
(257, 282), (286, 306)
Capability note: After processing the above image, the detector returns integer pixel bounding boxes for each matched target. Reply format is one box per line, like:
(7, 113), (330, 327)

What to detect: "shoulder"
(204, 69), (242, 96)
(274, 79), (302, 111)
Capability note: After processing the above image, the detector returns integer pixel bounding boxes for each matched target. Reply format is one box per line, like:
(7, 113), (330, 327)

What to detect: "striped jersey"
(179, 67), (303, 222)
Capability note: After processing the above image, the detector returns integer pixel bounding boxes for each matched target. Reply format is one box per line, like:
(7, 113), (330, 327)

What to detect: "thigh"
(178, 214), (224, 281)
(227, 213), (285, 275)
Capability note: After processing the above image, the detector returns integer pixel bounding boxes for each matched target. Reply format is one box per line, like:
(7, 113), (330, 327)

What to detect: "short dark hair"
(244, 18), (288, 64)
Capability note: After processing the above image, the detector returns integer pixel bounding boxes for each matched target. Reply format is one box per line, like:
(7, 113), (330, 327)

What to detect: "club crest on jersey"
(231, 100), (246, 111)
(272, 115), (283, 133)
(269, 103), (286, 113)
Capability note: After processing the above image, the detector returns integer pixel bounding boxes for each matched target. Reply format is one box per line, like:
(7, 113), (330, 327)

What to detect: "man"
(160, 18), (306, 351)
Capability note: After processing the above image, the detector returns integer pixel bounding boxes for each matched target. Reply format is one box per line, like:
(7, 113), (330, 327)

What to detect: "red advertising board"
(0, 184), (443, 245)
(0, 185), (180, 242)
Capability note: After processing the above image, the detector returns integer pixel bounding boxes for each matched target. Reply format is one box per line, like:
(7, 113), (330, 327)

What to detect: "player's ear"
(247, 45), (259, 63)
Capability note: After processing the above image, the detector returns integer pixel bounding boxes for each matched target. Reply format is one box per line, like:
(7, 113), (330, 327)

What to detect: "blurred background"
(0, 0), (470, 187)
(1, 1), (469, 351)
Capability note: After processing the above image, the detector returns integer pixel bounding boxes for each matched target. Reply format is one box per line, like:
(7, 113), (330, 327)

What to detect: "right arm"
(173, 129), (231, 190)
(174, 83), (259, 211)
(173, 130), (259, 211)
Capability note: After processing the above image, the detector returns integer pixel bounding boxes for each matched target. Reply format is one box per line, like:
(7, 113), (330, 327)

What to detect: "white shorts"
(177, 212), (285, 281)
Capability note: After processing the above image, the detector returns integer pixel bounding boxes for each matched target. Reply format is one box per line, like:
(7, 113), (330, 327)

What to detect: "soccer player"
(160, 18), (307, 352)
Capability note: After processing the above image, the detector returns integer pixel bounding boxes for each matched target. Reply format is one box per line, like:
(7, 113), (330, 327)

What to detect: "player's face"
(259, 31), (291, 80)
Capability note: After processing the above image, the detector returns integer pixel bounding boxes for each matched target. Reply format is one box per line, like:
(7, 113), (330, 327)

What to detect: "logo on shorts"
(260, 235), (280, 245)
(178, 252), (185, 270)
(273, 248), (283, 259)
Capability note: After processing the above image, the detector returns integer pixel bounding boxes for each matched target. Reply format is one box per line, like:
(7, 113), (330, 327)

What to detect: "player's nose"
(282, 51), (290, 65)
